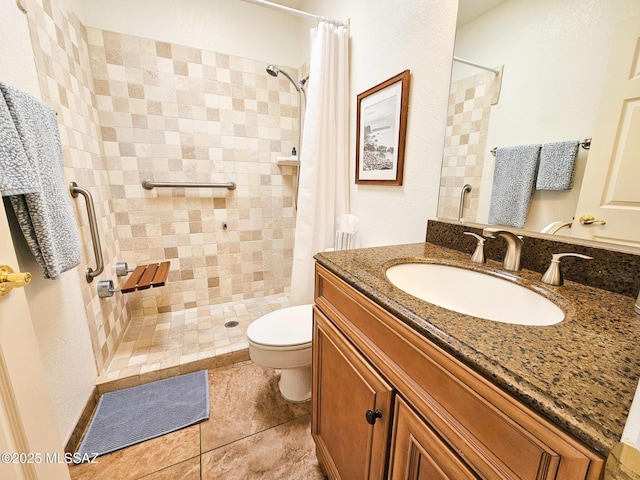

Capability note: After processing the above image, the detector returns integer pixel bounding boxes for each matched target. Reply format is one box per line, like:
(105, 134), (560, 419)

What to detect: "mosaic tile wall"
(87, 28), (299, 317)
(23, 0), (300, 373)
(24, 0), (128, 373)
(437, 68), (502, 222)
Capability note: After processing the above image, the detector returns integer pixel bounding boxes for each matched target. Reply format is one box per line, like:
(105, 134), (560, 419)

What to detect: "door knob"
(579, 214), (606, 225)
(0, 265), (32, 297)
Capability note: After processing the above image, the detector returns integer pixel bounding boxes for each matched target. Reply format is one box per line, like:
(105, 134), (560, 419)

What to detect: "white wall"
(453, 0), (640, 232)
(5, 212), (97, 444)
(301, 0), (458, 247)
(0, 0), (97, 443)
(0, 0), (40, 97)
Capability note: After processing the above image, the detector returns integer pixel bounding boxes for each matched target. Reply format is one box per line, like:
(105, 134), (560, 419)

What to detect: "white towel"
(488, 144), (541, 228)
(535, 140), (580, 191)
(0, 82), (82, 279)
(334, 230), (356, 250)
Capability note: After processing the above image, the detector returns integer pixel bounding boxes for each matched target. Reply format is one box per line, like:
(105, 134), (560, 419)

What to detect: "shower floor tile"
(100, 293), (290, 382)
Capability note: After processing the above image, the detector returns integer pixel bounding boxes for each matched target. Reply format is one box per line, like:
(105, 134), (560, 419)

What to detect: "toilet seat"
(246, 304), (312, 349)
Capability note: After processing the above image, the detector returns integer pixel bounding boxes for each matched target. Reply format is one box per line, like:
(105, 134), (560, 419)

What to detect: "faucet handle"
(481, 227), (500, 238)
(463, 232), (486, 263)
(541, 253), (592, 286)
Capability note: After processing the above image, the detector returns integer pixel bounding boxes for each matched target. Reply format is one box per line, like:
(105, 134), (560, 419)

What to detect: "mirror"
(437, 0), (640, 244)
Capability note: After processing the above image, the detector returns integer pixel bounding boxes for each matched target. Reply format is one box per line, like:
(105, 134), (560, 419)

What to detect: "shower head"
(266, 64), (301, 92)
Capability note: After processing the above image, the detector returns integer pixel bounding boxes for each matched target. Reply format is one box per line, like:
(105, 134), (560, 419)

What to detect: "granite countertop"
(314, 242), (640, 457)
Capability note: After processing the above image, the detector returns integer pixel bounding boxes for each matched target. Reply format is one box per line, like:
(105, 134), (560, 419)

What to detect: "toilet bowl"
(246, 304), (313, 402)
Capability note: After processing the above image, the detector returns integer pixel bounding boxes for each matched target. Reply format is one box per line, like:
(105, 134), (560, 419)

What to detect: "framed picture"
(355, 69), (410, 185)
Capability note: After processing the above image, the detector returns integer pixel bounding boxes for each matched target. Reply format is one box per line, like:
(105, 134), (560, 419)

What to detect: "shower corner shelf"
(276, 156), (300, 166)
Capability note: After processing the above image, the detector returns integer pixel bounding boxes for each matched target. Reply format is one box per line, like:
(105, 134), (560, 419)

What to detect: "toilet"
(246, 304), (313, 402)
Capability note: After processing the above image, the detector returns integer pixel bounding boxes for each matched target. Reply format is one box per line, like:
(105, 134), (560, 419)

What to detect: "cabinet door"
(389, 397), (479, 480)
(312, 307), (394, 480)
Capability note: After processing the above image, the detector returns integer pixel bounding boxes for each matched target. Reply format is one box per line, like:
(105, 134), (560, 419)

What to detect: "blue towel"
(0, 83), (82, 279)
(488, 144), (541, 228)
(536, 140), (580, 191)
(0, 93), (39, 195)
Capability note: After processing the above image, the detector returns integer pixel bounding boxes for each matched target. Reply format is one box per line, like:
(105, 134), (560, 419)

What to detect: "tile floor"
(69, 362), (326, 479)
(101, 293), (291, 381)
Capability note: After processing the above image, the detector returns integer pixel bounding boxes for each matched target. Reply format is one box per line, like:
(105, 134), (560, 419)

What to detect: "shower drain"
(224, 320), (239, 328)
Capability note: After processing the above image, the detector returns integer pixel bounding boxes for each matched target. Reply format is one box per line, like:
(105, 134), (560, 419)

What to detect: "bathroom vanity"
(311, 240), (640, 480)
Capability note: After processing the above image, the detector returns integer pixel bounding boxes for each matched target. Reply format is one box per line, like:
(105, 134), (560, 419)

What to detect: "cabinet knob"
(365, 409), (382, 425)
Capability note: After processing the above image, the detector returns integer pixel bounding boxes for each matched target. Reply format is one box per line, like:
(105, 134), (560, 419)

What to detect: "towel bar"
(69, 182), (104, 283)
(490, 138), (592, 156)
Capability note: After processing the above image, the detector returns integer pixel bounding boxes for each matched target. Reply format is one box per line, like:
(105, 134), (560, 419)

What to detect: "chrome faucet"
(482, 228), (523, 271)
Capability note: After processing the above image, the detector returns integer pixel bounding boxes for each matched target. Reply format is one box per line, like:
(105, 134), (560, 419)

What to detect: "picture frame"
(355, 69), (410, 185)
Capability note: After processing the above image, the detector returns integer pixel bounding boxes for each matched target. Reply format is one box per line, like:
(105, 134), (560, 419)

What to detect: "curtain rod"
(453, 56), (500, 74)
(238, 0), (346, 26)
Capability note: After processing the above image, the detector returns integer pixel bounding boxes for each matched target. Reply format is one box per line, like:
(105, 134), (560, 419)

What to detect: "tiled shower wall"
(437, 68), (501, 222)
(87, 28), (299, 317)
(23, 0), (299, 373)
(24, 0), (128, 373)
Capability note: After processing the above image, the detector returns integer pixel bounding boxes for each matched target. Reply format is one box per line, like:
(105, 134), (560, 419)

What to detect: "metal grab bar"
(458, 184), (472, 222)
(142, 179), (236, 190)
(69, 182), (104, 283)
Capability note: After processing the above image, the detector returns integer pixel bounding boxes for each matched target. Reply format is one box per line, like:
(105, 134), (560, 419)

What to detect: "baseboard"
(64, 386), (98, 454)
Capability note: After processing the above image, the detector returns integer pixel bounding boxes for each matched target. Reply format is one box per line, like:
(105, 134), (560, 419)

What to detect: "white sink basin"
(385, 263), (564, 326)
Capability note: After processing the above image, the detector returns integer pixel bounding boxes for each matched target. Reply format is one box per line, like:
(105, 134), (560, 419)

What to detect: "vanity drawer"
(315, 265), (603, 480)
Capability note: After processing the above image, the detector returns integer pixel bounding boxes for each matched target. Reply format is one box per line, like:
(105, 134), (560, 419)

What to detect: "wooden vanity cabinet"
(389, 396), (479, 480)
(312, 264), (604, 480)
(312, 307), (394, 480)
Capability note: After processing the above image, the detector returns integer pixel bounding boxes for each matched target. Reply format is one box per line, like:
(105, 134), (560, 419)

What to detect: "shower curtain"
(289, 21), (350, 306)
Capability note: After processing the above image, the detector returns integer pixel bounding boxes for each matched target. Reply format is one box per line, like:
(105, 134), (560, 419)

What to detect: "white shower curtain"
(289, 21), (350, 306)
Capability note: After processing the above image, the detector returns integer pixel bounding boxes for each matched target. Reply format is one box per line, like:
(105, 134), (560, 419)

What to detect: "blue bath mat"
(77, 370), (209, 460)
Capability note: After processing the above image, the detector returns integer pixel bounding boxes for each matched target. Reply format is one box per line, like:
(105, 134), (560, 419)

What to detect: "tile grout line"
(199, 413), (312, 455)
